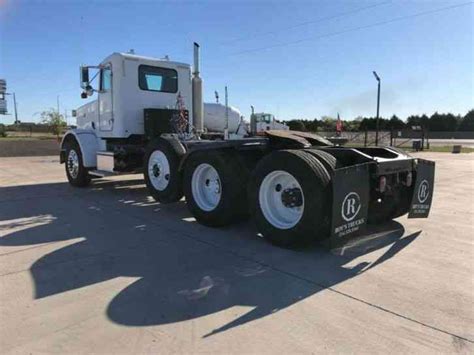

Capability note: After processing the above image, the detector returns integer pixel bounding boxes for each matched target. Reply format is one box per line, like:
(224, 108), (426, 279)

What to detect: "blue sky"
(0, 0), (472, 124)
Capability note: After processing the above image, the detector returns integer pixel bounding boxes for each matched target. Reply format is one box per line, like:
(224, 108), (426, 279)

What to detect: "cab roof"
(100, 52), (191, 69)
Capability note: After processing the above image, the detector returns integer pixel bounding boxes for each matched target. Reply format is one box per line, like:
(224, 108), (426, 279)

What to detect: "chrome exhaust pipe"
(192, 42), (203, 133)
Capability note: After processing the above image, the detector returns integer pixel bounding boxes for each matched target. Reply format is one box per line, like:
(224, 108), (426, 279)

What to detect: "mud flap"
(329, 163), (371, 244)
(408, 159), (435, 218)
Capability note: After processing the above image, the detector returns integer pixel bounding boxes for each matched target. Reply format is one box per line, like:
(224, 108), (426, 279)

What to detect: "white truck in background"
(251, 112), (289, 133)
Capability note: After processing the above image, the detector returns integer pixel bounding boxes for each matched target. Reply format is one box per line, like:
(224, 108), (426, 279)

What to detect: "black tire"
(303, 149), (338, 172)
(183, 150), (249, 227)
(249, 150), (331, 248)
(144, 138), (184, 204)
(64, 138), (91, 187)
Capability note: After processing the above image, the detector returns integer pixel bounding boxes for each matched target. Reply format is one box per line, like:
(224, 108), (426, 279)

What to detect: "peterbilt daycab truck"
(60, 43), (434, 247)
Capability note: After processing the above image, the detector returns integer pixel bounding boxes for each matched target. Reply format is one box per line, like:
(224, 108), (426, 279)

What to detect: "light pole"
(5, 92), (19, 124)
(373, 71), (381, 146)
(13, 93), (18, 124)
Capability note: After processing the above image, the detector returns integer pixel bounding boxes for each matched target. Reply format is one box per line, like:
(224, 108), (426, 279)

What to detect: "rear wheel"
(249, 150), (331, 247)
(144, 138), (184, 203)
(303, 149), (337, 172)
(64, 139), (90, 187)
(183, 150), (248, 227)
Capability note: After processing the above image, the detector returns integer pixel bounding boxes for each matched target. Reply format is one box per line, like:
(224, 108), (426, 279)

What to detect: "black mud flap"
(329, 163), (371, 245)
(59, 149), (66, 164)
(408, 159), (435, 218)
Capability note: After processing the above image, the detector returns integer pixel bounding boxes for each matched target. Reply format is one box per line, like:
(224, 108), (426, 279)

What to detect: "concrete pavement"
(0, 153), (473, 353)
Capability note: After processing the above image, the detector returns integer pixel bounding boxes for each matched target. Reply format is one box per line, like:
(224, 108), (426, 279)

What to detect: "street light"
(4, 92), (19, 124)
(373, 71), (381, 146)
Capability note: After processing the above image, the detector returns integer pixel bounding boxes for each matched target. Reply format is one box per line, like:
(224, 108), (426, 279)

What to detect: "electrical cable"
(231, 1), (473, 55)
(223, 1), (392, 44)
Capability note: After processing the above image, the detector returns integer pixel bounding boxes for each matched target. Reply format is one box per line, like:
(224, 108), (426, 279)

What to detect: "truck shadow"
(0, 178), (421, 338)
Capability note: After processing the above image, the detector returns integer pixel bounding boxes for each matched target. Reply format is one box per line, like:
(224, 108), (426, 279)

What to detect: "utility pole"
(224, 86), (229, 140)
(57, 95), (60, 113)
(373, 71), (381, 146)
(13, 93), (18, 124)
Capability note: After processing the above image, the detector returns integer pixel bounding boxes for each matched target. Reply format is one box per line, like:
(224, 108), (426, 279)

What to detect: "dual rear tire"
(183, 149), (332, 247)
(249, 150), (332, 247)
(183, 150), (249, 227)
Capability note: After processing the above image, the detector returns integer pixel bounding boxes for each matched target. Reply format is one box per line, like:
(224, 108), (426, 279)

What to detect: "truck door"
(98, 66), (113, 131)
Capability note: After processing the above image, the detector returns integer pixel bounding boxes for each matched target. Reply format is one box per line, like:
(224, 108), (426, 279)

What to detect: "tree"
(286, 120), (307, 132)
(388, 115), (405, 129)
(459, 110), (474, 131)
(319, 116), (336, 132)
(305, 119), (320, 132)
(429, 112), (458, 131)
(40, 108), (66, 140)
(0, 123), (6, 137)
(344, 120), (360, 132)
(407, 114), (429, 129)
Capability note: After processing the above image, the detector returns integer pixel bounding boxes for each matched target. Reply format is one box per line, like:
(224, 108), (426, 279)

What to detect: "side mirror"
(81, 85), (94, 99)
(80, 66), (89, 89)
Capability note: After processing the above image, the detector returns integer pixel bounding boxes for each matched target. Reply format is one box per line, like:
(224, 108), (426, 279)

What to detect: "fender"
(160, 135), (187, 156)
(60, 129), (101, 168)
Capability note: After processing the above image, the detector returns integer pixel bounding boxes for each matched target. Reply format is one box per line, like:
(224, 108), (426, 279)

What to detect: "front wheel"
(249, 150), (331, 247)
(64, 139), (90, 187)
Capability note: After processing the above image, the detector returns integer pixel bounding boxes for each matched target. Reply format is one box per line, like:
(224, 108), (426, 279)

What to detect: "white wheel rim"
(259, 170), (304, 229)
(67, 149), (79, 179)
(148, 150), (171, 191)
(191, 163), (221, 211)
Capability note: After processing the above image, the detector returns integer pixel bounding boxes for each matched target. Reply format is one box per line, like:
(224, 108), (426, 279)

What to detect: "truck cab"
(75, 52), (192, 139)
(254, 113), (289, 132)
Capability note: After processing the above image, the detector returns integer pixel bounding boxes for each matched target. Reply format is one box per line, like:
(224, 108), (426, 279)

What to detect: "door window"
(100, 68), (112, 92)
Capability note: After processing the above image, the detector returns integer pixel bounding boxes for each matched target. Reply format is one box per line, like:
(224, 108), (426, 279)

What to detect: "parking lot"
(0, 153), (473, 353)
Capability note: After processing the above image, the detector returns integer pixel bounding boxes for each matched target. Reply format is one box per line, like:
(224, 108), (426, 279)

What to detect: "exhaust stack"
(250, 105), (257, 136)
(192, 42), (203, 133)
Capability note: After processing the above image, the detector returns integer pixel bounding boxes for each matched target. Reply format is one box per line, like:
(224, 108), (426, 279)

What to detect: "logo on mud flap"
(341, 192), (361, 222)
(417, 180), (430, 203)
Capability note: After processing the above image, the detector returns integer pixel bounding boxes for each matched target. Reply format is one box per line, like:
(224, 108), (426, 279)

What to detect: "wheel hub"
(191, 163), (221, 211)
(258, 170), (305, 229)
(148, 150), (171, 191)
(281, 187), (303, 208)
(67, 149), (79, 179)
(152, 164), (161, 177)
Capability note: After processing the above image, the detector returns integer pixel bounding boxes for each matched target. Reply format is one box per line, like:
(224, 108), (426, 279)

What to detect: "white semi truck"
(61, 43), (435, 247)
